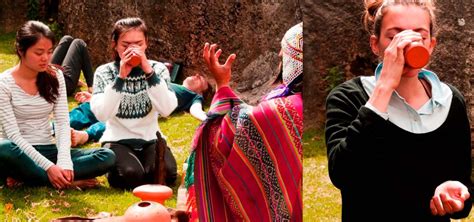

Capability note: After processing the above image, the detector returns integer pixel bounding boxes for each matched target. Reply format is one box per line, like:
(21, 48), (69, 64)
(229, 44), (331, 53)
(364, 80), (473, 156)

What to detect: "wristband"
(145, 70), (155, 79)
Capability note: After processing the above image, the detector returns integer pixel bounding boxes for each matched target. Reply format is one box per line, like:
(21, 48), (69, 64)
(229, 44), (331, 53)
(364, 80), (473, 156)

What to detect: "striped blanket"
(191, 86), (303, 221)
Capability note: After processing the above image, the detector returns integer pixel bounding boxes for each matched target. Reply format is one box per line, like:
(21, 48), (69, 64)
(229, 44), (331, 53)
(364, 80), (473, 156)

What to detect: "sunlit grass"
(303, 129), (341, 221)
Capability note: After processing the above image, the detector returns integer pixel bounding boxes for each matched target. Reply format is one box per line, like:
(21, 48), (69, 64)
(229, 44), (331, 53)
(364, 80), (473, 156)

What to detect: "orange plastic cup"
(404, 42), (429, 69)
(128, 54), (141, 67)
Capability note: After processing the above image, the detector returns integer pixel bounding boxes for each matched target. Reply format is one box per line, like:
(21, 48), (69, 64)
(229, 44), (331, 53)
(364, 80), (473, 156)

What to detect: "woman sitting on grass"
(0, 21), (116, 189)
(91, 17), (178, 189)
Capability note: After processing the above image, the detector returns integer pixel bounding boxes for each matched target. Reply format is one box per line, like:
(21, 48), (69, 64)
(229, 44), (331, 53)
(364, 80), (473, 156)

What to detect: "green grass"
(303, 129), (341, 221)
(0, 32), (16, 72)
(0, 111), (198, 220)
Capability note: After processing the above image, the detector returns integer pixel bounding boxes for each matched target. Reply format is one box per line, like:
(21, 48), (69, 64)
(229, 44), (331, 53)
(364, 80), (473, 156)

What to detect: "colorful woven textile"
(192, 86), (303, 221)
(281, 23), (303, 88)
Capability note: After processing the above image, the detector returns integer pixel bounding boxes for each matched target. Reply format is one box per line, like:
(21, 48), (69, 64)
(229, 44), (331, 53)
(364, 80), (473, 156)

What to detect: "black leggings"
(51, 35), (94, 96)
(105, 142), (177, 190)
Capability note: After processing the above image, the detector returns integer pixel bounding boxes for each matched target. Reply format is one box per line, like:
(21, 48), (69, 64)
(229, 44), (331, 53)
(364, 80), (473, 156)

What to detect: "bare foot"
(74, 91), (92, 103)
(6, 177), (23, 188)
(71, 178), (99, 190)
(71, 128), (89, 147)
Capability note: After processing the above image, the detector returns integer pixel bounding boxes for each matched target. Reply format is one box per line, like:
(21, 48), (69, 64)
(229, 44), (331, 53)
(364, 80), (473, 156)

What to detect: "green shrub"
(27, 0), (40, 20)
(47, 19), (64, 41)
(324, 66), (344, 92)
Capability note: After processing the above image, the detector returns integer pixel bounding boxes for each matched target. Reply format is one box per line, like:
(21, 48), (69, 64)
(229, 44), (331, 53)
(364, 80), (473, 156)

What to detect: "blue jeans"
(70, 102), (105, 142)
(0, 140), (115, 187)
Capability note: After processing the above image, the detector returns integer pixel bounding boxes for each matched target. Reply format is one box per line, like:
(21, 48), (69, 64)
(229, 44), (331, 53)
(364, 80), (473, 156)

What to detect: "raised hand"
(430, 180), (470, 216)
(368, 30), (423, 112)
(202, 43), (236, 89)
(378, 30), (422, 90)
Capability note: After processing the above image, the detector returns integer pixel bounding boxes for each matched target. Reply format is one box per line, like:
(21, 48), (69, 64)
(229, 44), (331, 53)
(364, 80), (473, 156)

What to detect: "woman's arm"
(52, 70), (73, 170)
(90, 65), (123, 122)
(189, 102), (207, 121)
(146, 63), (178, 117)
(325, 80), (390, 189)
(430, 88), (472, 218)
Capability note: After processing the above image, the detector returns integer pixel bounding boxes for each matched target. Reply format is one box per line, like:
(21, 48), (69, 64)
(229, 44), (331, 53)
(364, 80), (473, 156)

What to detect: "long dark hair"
(111, 17), (148, 63)
(15, 21), (58, 103)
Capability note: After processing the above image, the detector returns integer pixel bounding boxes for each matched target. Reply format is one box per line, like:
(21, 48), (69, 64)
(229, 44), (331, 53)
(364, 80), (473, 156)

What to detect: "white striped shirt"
(0, 67), (72, 171)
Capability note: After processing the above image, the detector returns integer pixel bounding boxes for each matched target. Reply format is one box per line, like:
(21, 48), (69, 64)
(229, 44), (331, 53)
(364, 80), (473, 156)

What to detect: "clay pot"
(404, 42), (430, 69)
(124, 201), (171, 222)
(133, 184), (173, 204)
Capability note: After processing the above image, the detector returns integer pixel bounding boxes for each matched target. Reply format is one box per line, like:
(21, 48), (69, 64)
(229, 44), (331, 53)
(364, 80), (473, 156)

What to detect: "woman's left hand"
(62, 169), (74, 183)
(430, 181), (470, 216)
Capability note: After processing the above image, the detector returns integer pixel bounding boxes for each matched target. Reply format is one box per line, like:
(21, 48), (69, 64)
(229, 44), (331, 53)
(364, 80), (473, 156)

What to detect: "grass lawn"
(303, 129), (341, 221)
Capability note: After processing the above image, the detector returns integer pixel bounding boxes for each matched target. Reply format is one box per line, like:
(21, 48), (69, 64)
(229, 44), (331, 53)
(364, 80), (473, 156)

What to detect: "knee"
(118, 165), (145, 181)
(71, 38), (87, 49)
(97, 148), (116, 169)
(0, 140), (19, 160)
(59, 35), (74, 44)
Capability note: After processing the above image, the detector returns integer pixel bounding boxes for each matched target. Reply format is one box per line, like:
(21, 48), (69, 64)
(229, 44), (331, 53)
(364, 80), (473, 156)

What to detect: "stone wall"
(58, 0), (302, 104)
(0, 0), (28, 33)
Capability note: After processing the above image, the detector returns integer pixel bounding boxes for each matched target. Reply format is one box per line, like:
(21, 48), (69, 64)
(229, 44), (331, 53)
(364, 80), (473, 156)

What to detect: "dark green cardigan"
(325, 77), (472, 221)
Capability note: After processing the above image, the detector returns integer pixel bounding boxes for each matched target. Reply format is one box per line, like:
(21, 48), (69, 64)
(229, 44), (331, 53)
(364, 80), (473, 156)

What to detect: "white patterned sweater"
(91, 60), (177, 143)
(0, 68), (72, 171)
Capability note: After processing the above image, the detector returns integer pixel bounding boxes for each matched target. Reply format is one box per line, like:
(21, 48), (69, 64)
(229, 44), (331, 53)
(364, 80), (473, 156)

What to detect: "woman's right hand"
(46, 165), (71, 189)
(118, 46), (137, 79)
(202, 43), (236, 89)
(368, 30), (422, 112)
(378, 30), (422, 90)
